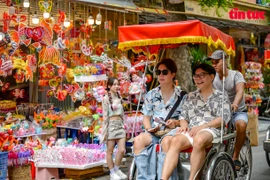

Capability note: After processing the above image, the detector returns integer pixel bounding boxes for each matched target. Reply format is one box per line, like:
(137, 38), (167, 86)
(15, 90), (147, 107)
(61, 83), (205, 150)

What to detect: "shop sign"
(184, 0), (269, 26)
(229, 8), (265, 20)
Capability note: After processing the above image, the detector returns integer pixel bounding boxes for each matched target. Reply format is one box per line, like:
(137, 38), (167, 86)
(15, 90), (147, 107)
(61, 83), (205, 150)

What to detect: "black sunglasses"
(155, 69), (169, 76)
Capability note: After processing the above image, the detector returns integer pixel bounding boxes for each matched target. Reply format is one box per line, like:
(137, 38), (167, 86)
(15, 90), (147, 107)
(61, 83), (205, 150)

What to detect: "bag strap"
(164, 91), (187, 122)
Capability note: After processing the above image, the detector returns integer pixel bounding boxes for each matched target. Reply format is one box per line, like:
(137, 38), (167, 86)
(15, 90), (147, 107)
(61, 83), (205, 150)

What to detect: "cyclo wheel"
(128, 158), (138, 180)
(237, 138), (252, 180)
(265, 151), (270, 167)
(265, 127), (270, 167)
(205, 152), (236, 180)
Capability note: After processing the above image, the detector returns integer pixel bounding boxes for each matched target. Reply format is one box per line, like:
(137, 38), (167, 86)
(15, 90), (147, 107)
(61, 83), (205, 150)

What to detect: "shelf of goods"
(243, 61), (263, 114)
(0, 100), (16, 113)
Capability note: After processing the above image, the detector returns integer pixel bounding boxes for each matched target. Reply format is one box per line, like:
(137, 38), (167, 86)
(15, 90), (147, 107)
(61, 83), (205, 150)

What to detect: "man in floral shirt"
(161, 63), (231, 180)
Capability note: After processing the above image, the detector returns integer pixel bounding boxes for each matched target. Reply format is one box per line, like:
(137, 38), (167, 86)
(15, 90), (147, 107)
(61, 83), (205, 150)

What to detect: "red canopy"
(118, 20), (235, 56)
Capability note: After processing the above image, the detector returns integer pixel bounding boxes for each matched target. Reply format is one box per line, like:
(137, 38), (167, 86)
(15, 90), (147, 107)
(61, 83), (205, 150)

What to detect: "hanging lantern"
(64, 18), (71, 28)
(264, 34), (270, 49)
(43, 12), (50, 19)
(8, 4), (16, 15)
(265, 50), (270, 69)
(96, 12), (102, 25)
(88, 14), (94, 25)
(23, 0), (30, 8)
(32, 12), (39, 24)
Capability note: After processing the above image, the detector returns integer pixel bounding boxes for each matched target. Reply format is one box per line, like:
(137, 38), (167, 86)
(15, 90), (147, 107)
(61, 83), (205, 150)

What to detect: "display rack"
(244, 61), (264, 114)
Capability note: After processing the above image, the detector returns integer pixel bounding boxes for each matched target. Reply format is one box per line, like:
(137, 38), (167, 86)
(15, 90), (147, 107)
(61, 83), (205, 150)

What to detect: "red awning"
(118, 20), (235, 56)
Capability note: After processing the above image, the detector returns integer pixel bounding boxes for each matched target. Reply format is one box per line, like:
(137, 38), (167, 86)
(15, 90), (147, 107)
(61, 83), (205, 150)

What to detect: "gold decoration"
(250, 33), (257, 45)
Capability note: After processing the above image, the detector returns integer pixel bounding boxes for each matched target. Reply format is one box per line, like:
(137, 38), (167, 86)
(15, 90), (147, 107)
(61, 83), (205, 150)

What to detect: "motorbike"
(264, 125), (270, 166)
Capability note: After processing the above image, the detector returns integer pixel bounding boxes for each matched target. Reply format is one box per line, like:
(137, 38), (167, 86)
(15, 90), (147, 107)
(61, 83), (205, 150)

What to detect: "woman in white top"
(101, 77), (127, 180)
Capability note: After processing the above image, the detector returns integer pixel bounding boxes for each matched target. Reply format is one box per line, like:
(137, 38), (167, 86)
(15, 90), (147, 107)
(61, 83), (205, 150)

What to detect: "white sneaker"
(115, 170), (127, 179)
(110, 172), (122, 180)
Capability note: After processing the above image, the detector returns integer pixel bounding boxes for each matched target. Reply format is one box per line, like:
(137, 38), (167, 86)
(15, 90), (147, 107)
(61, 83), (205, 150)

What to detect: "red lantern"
(264, 34), (270, 49)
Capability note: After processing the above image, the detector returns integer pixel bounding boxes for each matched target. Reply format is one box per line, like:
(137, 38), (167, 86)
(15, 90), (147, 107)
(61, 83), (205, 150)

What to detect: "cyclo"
(117, 20), (252, 180)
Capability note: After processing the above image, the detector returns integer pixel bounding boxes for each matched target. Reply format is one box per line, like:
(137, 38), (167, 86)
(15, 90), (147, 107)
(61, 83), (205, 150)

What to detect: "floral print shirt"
(141, 85), (186, 127)
(179, 89), (231, 136)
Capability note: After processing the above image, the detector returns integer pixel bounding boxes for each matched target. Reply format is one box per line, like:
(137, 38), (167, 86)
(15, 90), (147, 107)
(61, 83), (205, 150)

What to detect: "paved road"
(251, 133), (270, 180)
(94, 119), (270, 180)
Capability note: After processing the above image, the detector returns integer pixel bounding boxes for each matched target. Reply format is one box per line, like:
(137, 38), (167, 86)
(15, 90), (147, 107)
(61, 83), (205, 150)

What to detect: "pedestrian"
(209, 50), (248, 171)
(100, 77), (127, 180)
(133, 58), (186, 180)
(161, 63), (231, 180)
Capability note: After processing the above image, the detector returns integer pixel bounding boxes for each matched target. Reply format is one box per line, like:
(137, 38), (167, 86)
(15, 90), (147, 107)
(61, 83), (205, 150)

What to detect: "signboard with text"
(184, 0), (269, 26)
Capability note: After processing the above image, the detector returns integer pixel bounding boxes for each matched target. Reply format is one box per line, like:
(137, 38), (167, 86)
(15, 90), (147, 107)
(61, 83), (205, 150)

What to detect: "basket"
(0, 152), (8, 180)
(8, 165), (31, 180)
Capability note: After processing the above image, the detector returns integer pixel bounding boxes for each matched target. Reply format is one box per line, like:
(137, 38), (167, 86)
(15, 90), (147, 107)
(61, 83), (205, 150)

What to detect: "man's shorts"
(232, 111), (248, 124)
(177, 128), (218, 145)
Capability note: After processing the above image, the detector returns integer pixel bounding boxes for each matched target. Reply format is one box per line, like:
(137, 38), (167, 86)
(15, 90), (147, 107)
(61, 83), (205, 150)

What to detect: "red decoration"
(11, 89), (25, 98)
(264, 34), (270, 49)
(11, 14), (27, 23)
(24, 27), (45, 42)
(2, 12), (11, 33)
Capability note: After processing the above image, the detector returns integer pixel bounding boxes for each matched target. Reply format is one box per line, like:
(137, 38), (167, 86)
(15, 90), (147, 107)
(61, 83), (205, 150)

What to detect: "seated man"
(133, 58), (186, 180)
(161, 63), (231, 180)
(209, 50), (248, 170)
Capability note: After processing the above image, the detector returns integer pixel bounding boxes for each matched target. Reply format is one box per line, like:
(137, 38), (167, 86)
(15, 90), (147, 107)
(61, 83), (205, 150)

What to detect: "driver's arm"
(233, 82), (245, 108)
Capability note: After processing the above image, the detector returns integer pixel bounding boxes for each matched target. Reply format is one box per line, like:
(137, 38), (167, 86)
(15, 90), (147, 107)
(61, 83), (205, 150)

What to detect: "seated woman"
(133, 58), (186, 180)
(161, 63), (231, 180)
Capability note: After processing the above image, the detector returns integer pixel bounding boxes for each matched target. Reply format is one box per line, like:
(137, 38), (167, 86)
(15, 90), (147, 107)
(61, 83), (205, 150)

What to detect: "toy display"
(0, 100), (16, 113)
(243, 62), (264, 114)
(34, 144), (106, 166)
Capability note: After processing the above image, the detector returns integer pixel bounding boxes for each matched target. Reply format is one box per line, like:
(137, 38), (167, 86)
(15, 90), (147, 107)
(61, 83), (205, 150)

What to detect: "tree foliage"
(198, 0), (234, 17)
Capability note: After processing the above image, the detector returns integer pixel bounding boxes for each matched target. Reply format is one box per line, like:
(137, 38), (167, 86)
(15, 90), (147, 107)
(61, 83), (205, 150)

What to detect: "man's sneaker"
(115, 170), (127, 179)
(110, 172), (122, 180)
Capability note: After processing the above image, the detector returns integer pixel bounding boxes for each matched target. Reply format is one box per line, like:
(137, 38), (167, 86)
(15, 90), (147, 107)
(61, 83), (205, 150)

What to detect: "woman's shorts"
(107, 120), (126, 140)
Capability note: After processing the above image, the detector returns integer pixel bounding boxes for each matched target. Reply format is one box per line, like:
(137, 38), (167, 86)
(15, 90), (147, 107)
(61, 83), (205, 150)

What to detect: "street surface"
(94, 119), (270, 180)
(251, 133), (270, 180)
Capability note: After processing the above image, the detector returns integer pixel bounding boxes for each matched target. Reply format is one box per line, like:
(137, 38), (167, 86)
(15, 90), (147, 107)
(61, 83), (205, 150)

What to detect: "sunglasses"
(193, 72), (209, 79)
(155, 69), (169, 76)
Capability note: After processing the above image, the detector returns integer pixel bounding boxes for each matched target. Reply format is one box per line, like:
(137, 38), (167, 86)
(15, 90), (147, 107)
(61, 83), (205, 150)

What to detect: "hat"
(208, 50), (228, 60)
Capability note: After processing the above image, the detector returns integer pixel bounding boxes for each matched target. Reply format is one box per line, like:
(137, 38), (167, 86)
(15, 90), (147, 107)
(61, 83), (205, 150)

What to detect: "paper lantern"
(264, 34), (270, 49)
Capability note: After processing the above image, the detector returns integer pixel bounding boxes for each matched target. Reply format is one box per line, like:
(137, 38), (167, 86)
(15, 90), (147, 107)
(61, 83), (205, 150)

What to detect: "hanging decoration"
(250, 33), (257, 45)
(0, 53), (12, 77)
(39, 46), (60, 66)
(11, 89), (25, 98)
(40, 19), (53, 46)
(24, 26), (45, 42)
(264, 34), (270, 49)
(38, 0), (53, 14)
(11, 14), (27, 24)
(80, 40), (93, 56)
(264, 50), (270, 69)
(53, 10), (65, 34)
(2, 12), (11, 33)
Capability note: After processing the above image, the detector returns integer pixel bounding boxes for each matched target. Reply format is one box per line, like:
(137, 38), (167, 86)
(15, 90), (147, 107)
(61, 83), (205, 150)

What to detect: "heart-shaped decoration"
(24, 27), (44, 42)
(38, 0), (52, 12)
(81, 44), (92, 56)
(11, 15), (26, 23)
